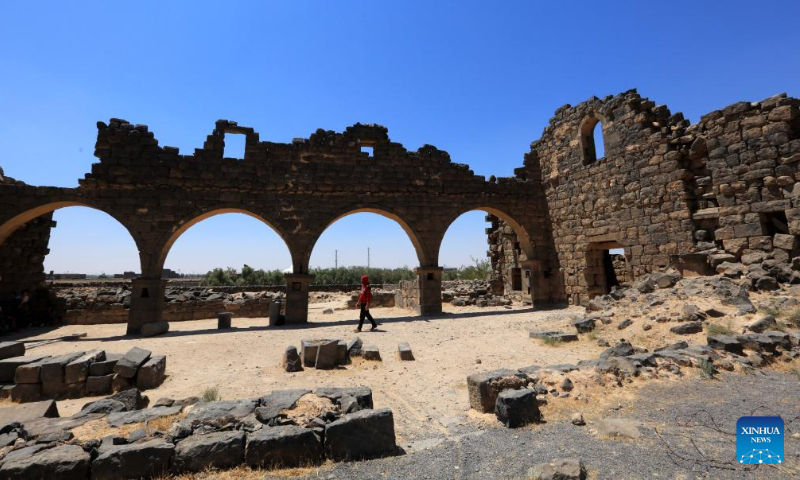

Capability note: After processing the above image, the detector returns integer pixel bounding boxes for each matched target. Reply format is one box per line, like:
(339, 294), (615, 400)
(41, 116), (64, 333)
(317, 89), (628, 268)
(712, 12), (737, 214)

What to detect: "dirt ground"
(3, 287), (788, 446)
(3, 299), (600, 442)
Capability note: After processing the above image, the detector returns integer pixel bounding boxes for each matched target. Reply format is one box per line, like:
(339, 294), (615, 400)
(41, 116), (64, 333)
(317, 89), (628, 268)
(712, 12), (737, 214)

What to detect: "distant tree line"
(202, 258), (492, 286)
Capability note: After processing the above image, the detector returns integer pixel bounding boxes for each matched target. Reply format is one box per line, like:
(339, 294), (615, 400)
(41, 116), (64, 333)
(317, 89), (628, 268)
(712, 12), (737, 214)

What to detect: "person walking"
(355, 275), (378, 332)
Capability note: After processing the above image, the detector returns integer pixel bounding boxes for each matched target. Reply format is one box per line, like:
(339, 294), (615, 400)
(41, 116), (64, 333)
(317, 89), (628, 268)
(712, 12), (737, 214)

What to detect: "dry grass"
(70, 412), (185, 442)
(786, 308), (800, 328)
(705, 322), (734, 336)
(539, 335), (564, 347)
(159, 463), (332, 479)
(70, 419), (143, 442)
(202, 386), (221, 402)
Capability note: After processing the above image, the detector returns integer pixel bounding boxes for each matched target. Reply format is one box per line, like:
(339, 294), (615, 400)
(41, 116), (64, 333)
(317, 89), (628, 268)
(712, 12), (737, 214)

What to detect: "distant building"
(162, 269), (181, 279)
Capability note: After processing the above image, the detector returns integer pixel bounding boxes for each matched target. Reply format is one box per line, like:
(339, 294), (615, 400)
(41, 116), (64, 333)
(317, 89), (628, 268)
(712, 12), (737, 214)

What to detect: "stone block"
(535, 458), (587, 480)
(315, 386), (373, 409)
(324, 408), (396, 461)
(136, 355), (166, 390)
(495, 388), (540, 428)
(114, 347), (151, 378)
(86, 374), (114, 396)
(670, 322), (704, 335)
(40, 353), (84, 385)
(89, 354), (122, 376)
(398, 343), (414, 361)
(91, 439), (174, 480)
(362, 344), (381, 361)
(141, 320), (169, 337)
(572, 318), (596, 333)
(64, 350), (105, 384)
(773, 233), (797, 251)
(314, 340), (339, 370)
(0, 355), (48, 383)
(246, 425), (322, 468)
(0, 342), (24, 361)
(0, 444), (89, 480)
(9, 383), (41, 403)
(217, 312), (233, 329)
(282, 346), (303, 372)
(0, 399), (58, 424)
(467, 369), (528, 413)
(112, 374), (135, 393)
(174, 430), (245, 473)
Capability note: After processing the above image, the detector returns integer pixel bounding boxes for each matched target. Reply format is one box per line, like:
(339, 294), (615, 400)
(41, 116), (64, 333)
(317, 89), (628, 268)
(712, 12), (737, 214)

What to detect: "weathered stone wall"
(487, 215), (526, 295)
(4, 89), (799, 325)
(0, 170), (54, 302)
(0, 117), (562, 331)
(0, 215), (54, 302)
(493, 89), (800, 305)
(394, 280), (420, 311)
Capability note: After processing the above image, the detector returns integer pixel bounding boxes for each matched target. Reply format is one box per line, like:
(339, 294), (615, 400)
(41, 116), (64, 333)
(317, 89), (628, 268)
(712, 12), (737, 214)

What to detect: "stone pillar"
(284, 273), (313, 324)
(415, 267), (443, 315)
(127, 278), (167, 335)
(521, 259), (550, 307)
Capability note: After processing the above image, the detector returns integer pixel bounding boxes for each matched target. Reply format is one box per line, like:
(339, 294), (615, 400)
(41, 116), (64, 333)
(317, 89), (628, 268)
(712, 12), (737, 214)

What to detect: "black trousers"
(358, 303), (376, 329)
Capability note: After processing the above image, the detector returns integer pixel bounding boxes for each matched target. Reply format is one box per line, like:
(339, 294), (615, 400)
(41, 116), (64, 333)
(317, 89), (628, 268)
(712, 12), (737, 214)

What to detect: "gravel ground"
(265, 370), (800, 480)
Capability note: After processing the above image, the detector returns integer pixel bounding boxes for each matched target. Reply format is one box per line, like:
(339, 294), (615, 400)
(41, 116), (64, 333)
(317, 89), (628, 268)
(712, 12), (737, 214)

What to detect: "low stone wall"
(57, 287), (284, 325)
(1, 343), (166, 403)
(395, 280), (420, 311)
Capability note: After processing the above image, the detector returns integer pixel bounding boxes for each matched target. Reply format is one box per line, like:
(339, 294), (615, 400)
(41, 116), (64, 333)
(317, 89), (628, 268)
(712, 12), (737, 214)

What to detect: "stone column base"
(284, 273), (313, 324)
(128, 278), (167, 335)
(415, 267), (443, 316)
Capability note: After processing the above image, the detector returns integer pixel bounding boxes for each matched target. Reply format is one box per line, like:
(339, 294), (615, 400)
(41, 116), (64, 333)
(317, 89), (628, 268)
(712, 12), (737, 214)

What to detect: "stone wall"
(0, 170), (54, 302)
(394, 280), (420, 311)
(3, 89), (799, 325)
(495, 89), (800, 305)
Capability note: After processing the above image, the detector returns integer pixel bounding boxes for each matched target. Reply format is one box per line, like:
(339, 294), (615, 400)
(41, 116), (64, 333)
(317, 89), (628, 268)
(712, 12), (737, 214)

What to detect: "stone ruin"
(0, 385), (397, 478)
(0, 342), (166, 404)
(489, 90), (800, 305)
(1, 89), (799, 334)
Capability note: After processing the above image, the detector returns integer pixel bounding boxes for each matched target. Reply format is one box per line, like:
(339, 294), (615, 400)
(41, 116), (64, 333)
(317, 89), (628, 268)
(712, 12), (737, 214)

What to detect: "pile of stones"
(0, 385), (397, 479)
(0, 344), (165, 403)
(475, 310), (800, 428)
(441, 280), (513, 307)
(283, 337), (385, 372)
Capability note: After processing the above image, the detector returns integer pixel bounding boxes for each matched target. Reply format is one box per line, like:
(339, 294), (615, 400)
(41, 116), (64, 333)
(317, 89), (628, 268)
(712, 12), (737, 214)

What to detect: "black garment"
(357, 302), (376, 330)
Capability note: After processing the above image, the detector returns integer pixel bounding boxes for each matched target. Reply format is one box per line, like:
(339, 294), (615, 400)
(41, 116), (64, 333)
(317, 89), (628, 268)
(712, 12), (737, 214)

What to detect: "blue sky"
(1, 1), (798, 274)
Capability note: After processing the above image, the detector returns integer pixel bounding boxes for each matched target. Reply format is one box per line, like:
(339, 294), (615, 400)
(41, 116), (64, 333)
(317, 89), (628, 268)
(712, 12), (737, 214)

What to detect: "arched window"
(580, 116), (606, 165)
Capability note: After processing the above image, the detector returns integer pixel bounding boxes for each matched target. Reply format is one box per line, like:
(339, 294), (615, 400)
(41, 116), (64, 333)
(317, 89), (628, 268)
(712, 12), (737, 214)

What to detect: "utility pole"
(335, 250), (338, 269)
(367, 247), (370, 269)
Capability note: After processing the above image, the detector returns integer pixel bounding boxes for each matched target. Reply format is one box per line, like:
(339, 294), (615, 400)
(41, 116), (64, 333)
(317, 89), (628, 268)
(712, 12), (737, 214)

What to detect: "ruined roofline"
(89, 119), (535, 188)
(530, 89), (797, 151)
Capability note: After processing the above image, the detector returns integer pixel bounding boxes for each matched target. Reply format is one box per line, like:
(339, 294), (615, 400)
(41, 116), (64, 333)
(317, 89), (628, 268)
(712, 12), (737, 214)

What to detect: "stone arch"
(0, 200), (145, 271)
(303, 207), (429, 272)
(154, 207), (293, 277)
(435, 206), (534, 265)
(579, 113), (608, 165)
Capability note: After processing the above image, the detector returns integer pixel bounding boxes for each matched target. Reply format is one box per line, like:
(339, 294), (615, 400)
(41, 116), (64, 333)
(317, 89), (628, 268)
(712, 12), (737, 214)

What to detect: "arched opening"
(160, 210), (292, 284)
(44, 207), (140, 278)
(438, 207), (534, 301)
(0, 203), (140, 327)
(439, 210), (492, 278)
(580, 116), (606, 164)
(308, 210), (422, 285)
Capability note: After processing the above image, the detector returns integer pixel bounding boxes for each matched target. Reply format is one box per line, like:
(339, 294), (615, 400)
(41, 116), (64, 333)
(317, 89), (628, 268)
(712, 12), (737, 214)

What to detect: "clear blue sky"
(1, 1), (798, 274)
